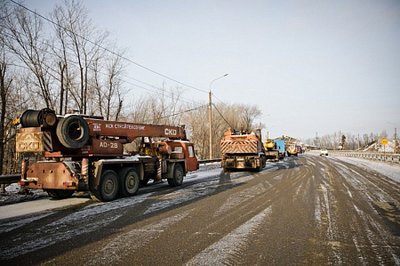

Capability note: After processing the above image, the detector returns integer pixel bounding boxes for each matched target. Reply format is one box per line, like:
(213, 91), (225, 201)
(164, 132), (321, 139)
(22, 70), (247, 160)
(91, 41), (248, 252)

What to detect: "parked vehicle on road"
(264, 139), (279, 161)
(286, 143), (298, 157)
(220, 128), (266, 172)
(273, 139), (286, 159)
(320, 149), (328, 156)
(15, 108), (199, 201)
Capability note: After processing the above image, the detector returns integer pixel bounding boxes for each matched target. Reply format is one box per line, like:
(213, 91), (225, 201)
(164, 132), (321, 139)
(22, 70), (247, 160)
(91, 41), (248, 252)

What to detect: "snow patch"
(0, 213), (52, 234)
(85, 209), (193, 265)
(0, 214), (122, 259)
(333, 156), (400, 183)
(314, 194), (321, 226)
(186, 206), (272, 265)
(214, 182), (269, 217)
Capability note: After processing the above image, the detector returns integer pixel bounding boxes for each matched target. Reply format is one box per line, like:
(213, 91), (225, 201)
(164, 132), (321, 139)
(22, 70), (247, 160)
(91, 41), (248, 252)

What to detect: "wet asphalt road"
(0, 154), (399, 265)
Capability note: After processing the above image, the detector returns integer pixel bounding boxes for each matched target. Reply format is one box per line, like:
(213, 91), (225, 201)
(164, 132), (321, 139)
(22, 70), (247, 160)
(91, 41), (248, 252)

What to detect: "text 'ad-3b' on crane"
(14, 108), (199, 202)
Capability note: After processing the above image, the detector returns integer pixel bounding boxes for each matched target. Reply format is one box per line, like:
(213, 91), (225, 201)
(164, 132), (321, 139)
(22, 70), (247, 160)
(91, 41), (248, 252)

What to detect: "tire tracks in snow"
(186, 206), (272, 265)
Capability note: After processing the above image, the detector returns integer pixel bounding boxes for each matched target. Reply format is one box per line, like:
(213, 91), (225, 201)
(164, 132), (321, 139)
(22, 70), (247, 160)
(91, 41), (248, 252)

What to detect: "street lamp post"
(209, 73), (228, 159)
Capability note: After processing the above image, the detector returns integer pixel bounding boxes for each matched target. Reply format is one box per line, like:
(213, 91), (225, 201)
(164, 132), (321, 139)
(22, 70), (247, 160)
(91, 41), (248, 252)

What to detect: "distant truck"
(264, 139), (279, 162)
(220, 128), (266, 172)
(296, 145), (303, 154)
(273, 139), (286, 160)
(286, 142), (298, 157)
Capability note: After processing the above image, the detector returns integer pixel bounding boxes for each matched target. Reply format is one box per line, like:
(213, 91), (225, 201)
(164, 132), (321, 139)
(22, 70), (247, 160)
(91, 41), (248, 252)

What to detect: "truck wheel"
(119, 168), (139, 197)
(168, 164), (184, 187)
(46, 189), (74, 199)
(56, 115), (89, 149)
(93, 170), (119, 201)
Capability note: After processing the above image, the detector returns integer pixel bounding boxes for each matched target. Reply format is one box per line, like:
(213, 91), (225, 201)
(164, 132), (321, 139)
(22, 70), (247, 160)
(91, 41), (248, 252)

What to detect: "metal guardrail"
(199, 159), (222, 164)
(0, 174), (20, 185)
(330, 151), (400, 164)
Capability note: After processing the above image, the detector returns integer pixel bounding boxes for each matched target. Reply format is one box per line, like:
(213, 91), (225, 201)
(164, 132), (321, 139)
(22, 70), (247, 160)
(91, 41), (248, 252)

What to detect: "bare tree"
(239, 104), (262, 132)
(2, 3), (56, 109)
(0, 49), (13, 176)
(52, 7), (73, 114)
(182, 104), (209, 159)
(104, 54), (124, 120)
(128, 85), (184, 125)
(0, 3), (23, 177)
(90, 53), (125, 120)
(52, 0), (108, 114)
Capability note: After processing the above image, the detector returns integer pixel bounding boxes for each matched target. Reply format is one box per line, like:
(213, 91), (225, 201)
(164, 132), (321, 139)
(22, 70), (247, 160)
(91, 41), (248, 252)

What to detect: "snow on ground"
(0, 183), (48, 206)
(0, 162), (267, 259)
(0, 163), (223, 207)
(0, 163), (223, 224)
(187, 206), (273, 265)
(307, 150), (400, 184)
(332, 156), (400, 183)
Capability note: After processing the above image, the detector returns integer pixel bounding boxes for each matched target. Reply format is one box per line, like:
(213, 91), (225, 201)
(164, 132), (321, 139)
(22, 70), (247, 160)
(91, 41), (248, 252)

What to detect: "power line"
(3, 28), (205, 107)
(8, 0), (209, 94)
(142, 104), (207, 124)
(212, 92), (226, 105)
(122, 78), (204, 106)
(213, 103), (233, 129)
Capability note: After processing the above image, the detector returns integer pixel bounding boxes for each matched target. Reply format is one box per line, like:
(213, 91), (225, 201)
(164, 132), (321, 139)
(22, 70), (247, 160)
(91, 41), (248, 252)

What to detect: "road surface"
(0, 154), (399, 265)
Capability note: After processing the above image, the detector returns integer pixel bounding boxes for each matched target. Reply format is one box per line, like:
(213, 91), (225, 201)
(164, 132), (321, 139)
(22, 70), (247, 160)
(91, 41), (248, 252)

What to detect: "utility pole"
(208, 90), (213, 159)
(208, 74), (228, 159)
(395, 128), (398, 153)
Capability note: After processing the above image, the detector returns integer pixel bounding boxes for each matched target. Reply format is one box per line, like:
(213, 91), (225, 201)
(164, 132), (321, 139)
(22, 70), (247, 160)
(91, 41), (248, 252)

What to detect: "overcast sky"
(25, 0), (400, 139)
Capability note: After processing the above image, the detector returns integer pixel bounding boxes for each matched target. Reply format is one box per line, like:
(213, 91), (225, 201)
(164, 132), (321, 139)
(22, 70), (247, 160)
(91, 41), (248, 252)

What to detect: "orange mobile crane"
(15, 109), (198, 201)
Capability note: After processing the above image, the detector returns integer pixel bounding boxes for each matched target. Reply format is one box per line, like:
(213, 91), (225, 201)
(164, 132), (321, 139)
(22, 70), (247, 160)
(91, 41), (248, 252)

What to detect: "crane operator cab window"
(188, 145), (195, 158)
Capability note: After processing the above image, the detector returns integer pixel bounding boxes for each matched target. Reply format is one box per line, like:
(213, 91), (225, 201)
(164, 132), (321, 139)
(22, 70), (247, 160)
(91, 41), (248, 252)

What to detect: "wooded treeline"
(304, 130), (390, 150)
(0, 0), (263, 174)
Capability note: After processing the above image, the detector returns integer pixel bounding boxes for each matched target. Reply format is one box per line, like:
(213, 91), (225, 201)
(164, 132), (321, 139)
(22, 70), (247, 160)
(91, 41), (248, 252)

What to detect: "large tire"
(46, 189), (74, 199)
(119, 167), (139, 197)
(167, 164), (184, 187)
(93, 170), (119, 201)
(56, 115), (89, 149)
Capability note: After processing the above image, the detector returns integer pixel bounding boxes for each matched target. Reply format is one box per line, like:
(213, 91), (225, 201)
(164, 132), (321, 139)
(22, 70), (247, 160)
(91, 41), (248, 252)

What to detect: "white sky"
(23, 0), (400, 139)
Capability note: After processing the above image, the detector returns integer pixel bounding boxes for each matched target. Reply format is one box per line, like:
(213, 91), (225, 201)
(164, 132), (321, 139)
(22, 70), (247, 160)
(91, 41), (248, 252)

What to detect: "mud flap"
(167, 162), (176, 180)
